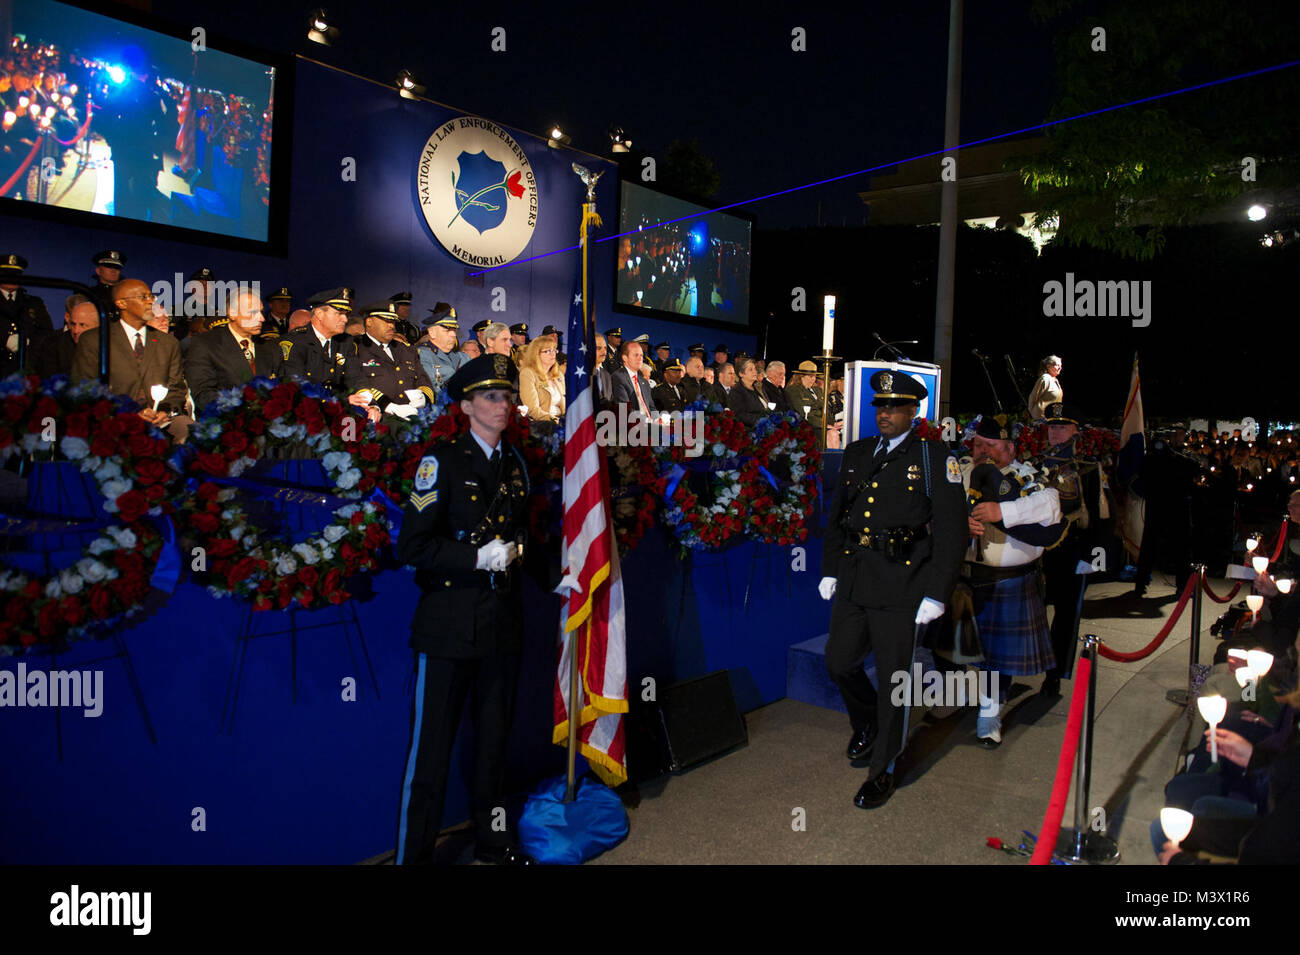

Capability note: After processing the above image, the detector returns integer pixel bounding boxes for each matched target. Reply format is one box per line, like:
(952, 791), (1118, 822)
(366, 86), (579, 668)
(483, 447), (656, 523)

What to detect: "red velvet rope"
(51, 100), (94, 147)
(1030, 652), (1093, 865)
(1096, 572), (1199, 662)
(1269, 518), (1290, 563)
(1201, 576), (1242, 604)
(0, 135), (42, 197)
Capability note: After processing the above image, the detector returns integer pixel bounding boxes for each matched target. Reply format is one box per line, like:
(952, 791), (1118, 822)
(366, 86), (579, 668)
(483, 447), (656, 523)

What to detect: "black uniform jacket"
(280, 325), (356, 394)
(1, 288), (53, 376)
(822, 430), (967, 612)
(344, 334), (434, 409)
(184, 321), (284, 412)
(395, 432), (531, 658)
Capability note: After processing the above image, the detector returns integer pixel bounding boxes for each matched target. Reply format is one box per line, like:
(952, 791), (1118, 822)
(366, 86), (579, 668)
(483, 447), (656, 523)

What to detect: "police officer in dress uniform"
(179, 266), (224, 346)
(820, 371), (967, 808)
(281, 287), (357, 395)
(1036, 402), (1109, 695)
(651, 358), (687, 413)
(508, 323), (528, 367)
(394, 354), (535, 866)
(87, 249), (127, 319)
(345, 301), (435, 419)
(602, 327), (623, 375)
(263, 287), (294, 337)
(416, 303), (470, 398)
(0, 253), (53, 376)
(389, 291), (420, 346)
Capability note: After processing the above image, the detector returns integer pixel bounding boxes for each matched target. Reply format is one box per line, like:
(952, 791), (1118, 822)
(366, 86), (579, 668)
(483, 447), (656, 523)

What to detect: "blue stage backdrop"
(0, 57), (781, 864)
(0, 57), (753, 367)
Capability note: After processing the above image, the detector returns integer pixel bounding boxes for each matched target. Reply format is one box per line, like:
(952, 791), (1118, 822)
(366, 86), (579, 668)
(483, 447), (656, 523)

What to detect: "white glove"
(554, 571), (583, 597)
(1075, 559), (1096, 575)
(386, 402), (418, 421)
(4, 332), (17, 353)
(475, 539), (511, 572)
(501, 541), (519, 567)
(404, 388), (427, 409)
(915, 597), (946, 625)
(818, 576), (837, 601)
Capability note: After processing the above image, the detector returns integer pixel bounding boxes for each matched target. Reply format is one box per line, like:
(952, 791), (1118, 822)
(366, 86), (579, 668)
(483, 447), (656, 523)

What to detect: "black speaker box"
(627, 670), (748, 778)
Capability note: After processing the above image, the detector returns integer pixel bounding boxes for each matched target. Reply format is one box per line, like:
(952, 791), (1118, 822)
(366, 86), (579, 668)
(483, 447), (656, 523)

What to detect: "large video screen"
(0, 0), (278, 242)
(615, 181), (752, 326)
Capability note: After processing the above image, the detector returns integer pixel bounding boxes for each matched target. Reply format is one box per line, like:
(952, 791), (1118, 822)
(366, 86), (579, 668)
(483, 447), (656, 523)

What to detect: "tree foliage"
(1017, 0), (1300, 259)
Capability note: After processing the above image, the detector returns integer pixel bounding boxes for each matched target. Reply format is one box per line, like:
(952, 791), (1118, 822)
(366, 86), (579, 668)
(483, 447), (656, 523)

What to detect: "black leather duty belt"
(855, 524), (929, 559)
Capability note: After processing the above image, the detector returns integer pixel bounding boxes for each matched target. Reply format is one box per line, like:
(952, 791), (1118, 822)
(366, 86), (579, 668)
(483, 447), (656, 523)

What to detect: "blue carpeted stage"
(0, 454), (840, 863)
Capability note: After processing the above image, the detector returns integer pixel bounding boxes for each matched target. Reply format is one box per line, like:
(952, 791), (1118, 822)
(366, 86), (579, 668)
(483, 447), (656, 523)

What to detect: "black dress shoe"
(846, 725), (877, 760)
(474, 844), (535, 865)
(854, 771), (895, 809)
(1041, 673), (1061, 697)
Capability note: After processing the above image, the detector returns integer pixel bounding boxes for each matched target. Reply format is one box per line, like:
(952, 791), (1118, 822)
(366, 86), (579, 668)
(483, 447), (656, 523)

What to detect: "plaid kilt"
(970, 569), (1055, 676)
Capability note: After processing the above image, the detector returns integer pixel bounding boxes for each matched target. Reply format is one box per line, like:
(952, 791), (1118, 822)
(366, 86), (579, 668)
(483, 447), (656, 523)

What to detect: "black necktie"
(489, 448), (501, 479)
(133, 332), (144, 361)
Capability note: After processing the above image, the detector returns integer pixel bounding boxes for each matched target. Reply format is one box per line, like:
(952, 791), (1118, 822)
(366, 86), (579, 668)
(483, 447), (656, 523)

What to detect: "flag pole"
(566, 187), (600, 803)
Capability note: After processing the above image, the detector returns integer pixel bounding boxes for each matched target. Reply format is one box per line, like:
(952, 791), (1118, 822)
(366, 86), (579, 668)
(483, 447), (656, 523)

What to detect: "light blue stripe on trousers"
(395, 652), (427, 865)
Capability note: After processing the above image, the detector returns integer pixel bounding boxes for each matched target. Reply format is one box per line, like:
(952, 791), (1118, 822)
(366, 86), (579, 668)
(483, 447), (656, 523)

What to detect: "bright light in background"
(106, 65), (127, 85)
(1247, 204), (1267, 221)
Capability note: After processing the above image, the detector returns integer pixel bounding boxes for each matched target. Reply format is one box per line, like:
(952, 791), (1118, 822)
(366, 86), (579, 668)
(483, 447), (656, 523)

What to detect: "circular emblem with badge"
(416, 116), (539, 269)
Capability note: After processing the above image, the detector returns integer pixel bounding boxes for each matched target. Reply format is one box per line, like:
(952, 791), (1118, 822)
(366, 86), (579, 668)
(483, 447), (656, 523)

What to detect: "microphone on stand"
(971, 349), (990, 362)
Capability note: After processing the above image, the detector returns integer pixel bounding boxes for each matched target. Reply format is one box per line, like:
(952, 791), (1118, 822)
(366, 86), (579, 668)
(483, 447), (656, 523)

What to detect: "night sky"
(139, 0), (1056, 228)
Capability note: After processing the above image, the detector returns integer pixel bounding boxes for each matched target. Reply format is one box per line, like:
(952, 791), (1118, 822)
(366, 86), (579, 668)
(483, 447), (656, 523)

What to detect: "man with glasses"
(394, 354), (536, 866)
(70, 278), (192, 441)
(184, 287), (284, 413)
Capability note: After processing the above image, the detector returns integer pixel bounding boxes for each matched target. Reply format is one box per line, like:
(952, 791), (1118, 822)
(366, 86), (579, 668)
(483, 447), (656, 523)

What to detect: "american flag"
(553, 250), (627, 785)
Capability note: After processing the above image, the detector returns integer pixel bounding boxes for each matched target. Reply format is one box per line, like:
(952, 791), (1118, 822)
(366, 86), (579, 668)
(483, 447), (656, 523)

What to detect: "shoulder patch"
(946, 456), (962, 483)
(414, 455), (439, 492)
(279, 339), (293, 360)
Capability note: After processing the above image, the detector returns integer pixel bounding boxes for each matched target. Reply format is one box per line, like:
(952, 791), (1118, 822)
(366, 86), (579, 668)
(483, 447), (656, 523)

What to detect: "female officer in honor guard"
(394, 354), (535, 865)
(820, 371), (967, 808)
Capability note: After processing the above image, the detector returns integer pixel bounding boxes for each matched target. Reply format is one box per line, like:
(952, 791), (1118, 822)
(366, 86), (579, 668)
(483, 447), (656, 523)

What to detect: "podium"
(843, 360), (942, 442)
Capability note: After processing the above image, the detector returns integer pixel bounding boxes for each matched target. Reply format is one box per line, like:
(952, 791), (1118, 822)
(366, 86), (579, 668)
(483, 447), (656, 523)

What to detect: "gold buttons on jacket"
(864, 511), (871, 518)
(867, 496), (875, 503)
(471, 494), (477, 501)
(871, 482), (879, 488)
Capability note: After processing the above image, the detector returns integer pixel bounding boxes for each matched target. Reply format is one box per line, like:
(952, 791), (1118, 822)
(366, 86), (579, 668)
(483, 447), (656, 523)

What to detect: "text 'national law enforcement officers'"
(820, 371), (967, 809)
(394, 354), (536, 865)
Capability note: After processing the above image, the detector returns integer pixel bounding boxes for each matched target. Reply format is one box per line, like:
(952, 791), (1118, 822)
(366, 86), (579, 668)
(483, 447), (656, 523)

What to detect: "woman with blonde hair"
(517, 334), (565, 424)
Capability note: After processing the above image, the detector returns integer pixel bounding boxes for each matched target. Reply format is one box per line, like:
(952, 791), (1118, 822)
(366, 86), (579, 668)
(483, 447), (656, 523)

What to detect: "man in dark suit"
(652, 359), (688, 414)
(819, 371), (967, 809)
(757, 360), (792, 415)
(71, 278), (192, 441)
(680, 356), (706, 405)
(344, 301), (435, 420)
(609, 340), (657, 416)
(394, 354), (535, 866)
(708, 361), (736, 407)
(592, 333), (614, 410)
(184, 287), (284, 413)
(30, 296), (98, 379)
(1, 253), (53, 376)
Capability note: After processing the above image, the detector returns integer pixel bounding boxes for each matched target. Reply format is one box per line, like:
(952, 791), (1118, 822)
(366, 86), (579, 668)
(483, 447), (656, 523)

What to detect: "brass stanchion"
(812, 350), (840, 449)
(1054, 634), (1121, 864)
(1166, 563), (1206, 707)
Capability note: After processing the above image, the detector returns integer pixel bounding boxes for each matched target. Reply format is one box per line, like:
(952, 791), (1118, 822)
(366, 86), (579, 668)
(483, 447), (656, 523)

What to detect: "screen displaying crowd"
(1, 0), (275, 241)
(615, 181), (751, 325)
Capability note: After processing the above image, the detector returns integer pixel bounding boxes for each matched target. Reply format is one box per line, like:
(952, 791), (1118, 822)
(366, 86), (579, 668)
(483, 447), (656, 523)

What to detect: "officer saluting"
(820, 371), (967, 808)
(280, 287), (357, 396)
(345, 301), (435, 420)
(394, 353), (535, 866)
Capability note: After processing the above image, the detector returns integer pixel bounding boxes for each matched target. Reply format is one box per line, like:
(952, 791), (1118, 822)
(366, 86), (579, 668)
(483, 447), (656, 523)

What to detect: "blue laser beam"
(469, 56), (1300, 276)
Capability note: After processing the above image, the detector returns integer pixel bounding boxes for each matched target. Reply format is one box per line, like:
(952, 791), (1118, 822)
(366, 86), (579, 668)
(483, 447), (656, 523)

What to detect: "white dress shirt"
(962, 458), (1062, 568)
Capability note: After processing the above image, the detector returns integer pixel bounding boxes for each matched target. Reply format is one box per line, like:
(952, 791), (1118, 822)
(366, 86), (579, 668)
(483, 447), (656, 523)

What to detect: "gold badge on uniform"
(998, 479), (1011, 496)
(493, 354), (509, 378)
(879, 372), (893, 392)
(907, 464), (921, 479)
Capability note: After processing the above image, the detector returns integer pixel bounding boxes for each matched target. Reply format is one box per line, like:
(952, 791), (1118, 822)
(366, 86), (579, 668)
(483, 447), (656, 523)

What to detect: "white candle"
(822, 295), (835, 353)
(1197, 695), (1227, 762)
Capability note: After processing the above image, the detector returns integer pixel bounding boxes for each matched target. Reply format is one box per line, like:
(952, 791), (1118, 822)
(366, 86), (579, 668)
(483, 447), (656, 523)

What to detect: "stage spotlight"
(105, 64), (126, 84)
(608, 124), (631, 153)
(547, 124), (571, 149)
(307, 8), (339, 45)
(396, 70), (425, 100)
(1247, 204), (1267, 221)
